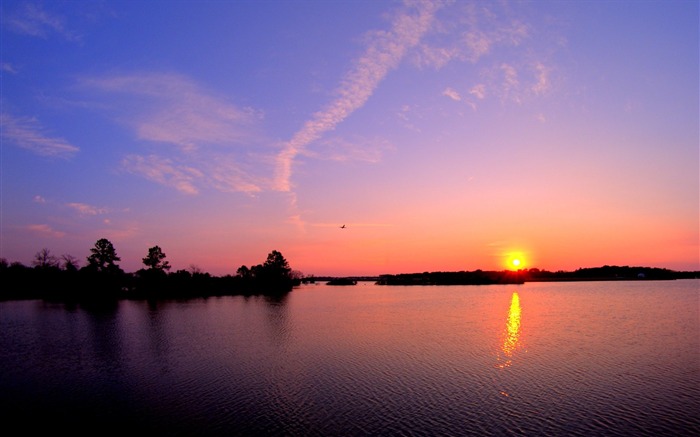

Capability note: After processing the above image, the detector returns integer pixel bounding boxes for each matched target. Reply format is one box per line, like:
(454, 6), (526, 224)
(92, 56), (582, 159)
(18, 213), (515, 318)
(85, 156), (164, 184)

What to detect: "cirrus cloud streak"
(274, 0), (442, 191)
(1, 112), (79, 158)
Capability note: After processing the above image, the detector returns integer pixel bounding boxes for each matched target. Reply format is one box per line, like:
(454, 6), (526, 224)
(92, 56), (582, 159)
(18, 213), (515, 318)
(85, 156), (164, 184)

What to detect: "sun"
(505, 252), (526, 270)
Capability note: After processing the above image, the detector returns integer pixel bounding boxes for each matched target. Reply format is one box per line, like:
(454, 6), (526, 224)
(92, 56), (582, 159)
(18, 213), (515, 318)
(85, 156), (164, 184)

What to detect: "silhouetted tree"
(79, 238), (125, 299)
(86, 238), (122, 274)
(132, 245), (172, 297)
(290, 270), (304, 282)
(233, 251), (298, 294)
(253, 250), (295, 292)
(33, 248), (59, 269)
(61, 254), (80, 272)
(236, 265), (251, 279)
(263, 250), (291, 275)
(28, 248), (66, 297)
(142, 246), (171, 272)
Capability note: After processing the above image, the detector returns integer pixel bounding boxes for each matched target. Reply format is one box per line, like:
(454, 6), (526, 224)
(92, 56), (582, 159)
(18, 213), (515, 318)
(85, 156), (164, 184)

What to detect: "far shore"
(309, 265), (699, 286)
(2, 264), (697, 303)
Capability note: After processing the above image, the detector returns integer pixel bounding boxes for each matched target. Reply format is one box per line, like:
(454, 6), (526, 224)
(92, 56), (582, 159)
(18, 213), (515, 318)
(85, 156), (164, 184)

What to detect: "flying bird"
(340, 225), (346, 229)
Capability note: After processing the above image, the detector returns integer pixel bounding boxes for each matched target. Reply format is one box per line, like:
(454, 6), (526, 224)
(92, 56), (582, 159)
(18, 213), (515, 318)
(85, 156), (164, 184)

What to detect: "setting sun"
(505, 252), (526, 270)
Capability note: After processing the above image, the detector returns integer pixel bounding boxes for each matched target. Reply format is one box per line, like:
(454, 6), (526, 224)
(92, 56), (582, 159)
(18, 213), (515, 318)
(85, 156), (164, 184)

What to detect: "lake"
(1, 280), (698, 435)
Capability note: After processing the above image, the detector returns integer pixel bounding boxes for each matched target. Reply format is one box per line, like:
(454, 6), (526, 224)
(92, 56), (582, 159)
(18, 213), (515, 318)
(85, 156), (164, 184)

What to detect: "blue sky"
(1, 0), (698, 276)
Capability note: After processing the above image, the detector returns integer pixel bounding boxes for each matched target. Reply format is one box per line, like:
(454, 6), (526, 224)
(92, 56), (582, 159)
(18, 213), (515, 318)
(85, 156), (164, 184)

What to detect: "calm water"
(1, 280), (698, 436)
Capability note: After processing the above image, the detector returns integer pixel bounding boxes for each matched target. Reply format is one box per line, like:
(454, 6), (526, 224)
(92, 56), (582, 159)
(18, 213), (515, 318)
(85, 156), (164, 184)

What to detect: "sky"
(1, 0), (698, 277)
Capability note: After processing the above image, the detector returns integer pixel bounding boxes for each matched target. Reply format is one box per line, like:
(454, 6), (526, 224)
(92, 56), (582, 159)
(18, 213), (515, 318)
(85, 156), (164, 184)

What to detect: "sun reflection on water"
(498, 291), (522, 368)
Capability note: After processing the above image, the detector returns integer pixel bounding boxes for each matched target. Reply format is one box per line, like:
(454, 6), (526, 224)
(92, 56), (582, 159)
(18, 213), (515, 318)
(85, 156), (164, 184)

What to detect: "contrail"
(274, 0), (441, 191)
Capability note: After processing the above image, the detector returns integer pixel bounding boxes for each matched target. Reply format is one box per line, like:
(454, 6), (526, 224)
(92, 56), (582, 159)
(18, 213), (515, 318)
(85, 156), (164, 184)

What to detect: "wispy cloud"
(273, 0), (442, 191)
(83, 73), (267, 194)
(442, 87), (462, 101)
(397, 104), (423, 133)
(122, 153), (263, 195)
(414, 4), (530, 69)
(287, 214), (307, 233)
(475, 60), (552, 105)
(469, 84), (486, 99)
(463, 30), (493, 63)
(531, 62), (551, 95)
(1, 63), (18, 74)
(0, 112), (79, 158)
(415, 45), (459, 69)
(27, 224), (66, 238)
(67, 202), (108, 216)
(207, 157), (263, 194)
(414, 3), (556, 112)
(500, 63), (520, 102)
(82, 73), (260, 152)
(122, 154), (203, 195)
(6, 3), (80, 41)
(94, 222), (141, 242)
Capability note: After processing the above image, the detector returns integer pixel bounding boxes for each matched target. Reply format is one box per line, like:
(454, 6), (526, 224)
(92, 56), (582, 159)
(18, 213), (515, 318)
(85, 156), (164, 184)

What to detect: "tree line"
(521, 265), (695, 281)
(0, 238), (301, 302)
(376, 265), (696, 286)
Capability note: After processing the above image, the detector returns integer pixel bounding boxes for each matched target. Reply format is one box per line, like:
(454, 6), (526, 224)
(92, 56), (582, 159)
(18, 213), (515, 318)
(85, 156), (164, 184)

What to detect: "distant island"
(326, 278), (358, 285)
(309, 265), (698, 286)
(1, 238), (697, 302)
